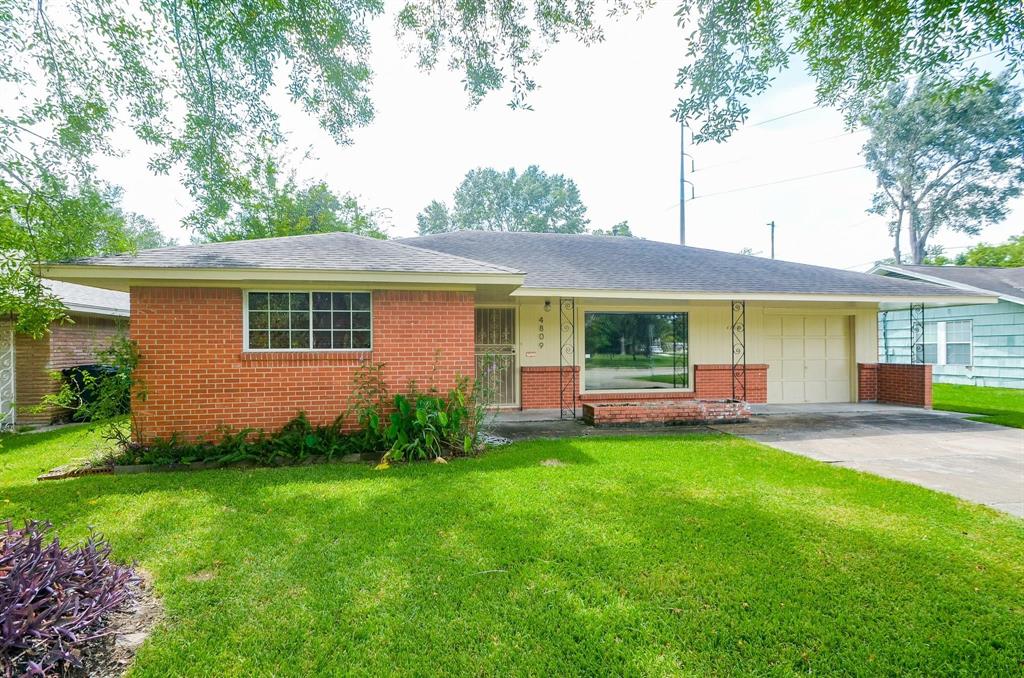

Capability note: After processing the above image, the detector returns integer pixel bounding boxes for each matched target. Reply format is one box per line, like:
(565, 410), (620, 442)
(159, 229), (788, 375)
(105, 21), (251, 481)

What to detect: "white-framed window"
(583, 311), (690, 391)
(923, 319), (972, 366)
(244, 291), (372, 351)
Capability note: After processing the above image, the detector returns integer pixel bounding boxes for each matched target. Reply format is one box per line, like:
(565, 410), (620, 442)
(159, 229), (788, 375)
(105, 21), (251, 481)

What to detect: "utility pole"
(767, 220), (776, 259)
(679, 120), (686, 246)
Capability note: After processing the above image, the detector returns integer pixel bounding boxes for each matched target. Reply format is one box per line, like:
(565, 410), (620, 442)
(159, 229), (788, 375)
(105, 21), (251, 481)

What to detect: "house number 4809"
(538, 317), (545, 349)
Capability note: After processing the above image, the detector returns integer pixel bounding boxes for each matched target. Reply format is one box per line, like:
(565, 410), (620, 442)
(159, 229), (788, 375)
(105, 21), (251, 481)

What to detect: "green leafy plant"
(39, 334), (143, 447)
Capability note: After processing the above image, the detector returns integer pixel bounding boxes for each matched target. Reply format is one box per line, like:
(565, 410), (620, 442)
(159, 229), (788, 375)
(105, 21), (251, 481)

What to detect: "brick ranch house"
(1, 280), (128, 428)
(40, 232), (993, 441)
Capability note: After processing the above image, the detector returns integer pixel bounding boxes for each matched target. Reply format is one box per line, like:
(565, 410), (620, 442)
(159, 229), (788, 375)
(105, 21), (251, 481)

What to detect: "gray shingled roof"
(63, 232), (520, 275)
(403, 232), (973, 297)
(44, 280), (129, 316)
(879, 265), (1024, 302)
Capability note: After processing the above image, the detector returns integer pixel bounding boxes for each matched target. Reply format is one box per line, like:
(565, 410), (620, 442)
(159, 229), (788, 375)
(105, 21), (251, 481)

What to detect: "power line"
(693, 131), (860, 173)
(690, 164), (866, 200)
(747, 105), (819, 127)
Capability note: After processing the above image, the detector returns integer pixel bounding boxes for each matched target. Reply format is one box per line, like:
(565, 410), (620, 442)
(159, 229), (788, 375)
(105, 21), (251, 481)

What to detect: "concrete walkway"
(714, 405), (1024, 517)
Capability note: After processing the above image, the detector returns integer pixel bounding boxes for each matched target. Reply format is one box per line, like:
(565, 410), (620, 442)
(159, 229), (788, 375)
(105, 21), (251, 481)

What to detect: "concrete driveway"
(715, 404), (1024, 517)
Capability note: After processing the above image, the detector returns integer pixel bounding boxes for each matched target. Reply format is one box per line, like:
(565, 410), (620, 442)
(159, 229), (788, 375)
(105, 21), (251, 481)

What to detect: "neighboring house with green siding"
(870, 265), (1024, 389)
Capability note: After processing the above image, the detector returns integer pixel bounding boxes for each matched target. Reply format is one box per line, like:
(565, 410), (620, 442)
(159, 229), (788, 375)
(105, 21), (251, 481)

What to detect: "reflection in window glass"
(584, 312), (688, 390)
(247, 291), (371, 350)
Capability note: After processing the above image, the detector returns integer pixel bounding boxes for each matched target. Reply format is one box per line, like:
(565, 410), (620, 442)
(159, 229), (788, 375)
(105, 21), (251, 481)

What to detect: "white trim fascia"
(509, 287), (997, 305)
(63, 303), (130, 317)
(37, 265), (525, 290)
(870, 265), (1024, 306)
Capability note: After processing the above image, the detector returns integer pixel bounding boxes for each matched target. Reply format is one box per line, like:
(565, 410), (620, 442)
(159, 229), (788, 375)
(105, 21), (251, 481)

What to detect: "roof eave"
(509, 287), (997, 305)
(870, 264), (1024, 305)
(38, 264), (525, 292)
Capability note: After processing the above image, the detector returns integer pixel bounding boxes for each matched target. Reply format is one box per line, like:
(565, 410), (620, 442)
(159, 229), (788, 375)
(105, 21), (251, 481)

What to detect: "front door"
(475, 307), (517, 406)
(0, 321), (15, 429)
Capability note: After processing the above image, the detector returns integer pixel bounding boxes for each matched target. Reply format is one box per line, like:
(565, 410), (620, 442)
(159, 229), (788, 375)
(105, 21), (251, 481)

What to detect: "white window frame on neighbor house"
(243, 290), (373, 352)
(923, 319), (973, 366)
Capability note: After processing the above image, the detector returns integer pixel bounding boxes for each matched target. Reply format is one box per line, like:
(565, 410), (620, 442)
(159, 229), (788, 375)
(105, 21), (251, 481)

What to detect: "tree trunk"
(908, 207), (927, 264)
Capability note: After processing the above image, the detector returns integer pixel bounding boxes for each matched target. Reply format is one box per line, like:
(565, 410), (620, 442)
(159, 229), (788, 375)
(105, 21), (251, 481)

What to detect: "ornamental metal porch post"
(558, 298), (577, 420)
(731, 301), (747, 401)
(909, 303), (925, 364)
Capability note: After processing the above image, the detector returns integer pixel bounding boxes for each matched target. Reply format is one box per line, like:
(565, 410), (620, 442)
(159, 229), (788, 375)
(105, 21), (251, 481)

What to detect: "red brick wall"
(583, 399), (751, 426)
(520, 363), (769, 408)
(521, 366), (577, 408)
(130, 287), (475, 443)
(876, 363), (932, 408)
(858, 363), (879, 402)
(694, 364), (768, 403)
(15, 314), (124, 425)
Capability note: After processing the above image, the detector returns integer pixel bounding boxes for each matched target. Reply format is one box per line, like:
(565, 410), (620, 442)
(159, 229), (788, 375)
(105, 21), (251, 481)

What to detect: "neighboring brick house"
(41, 232), (991, 442)
(1, 280), (129, 428)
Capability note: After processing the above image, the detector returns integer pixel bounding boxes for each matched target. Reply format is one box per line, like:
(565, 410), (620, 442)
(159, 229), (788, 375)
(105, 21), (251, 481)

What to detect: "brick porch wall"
(520, 362), (768, 408)
(876, 363), (932, 408)
(857, 363), (879, 402)
(15, 314), (124, 425)
(130, 287), (475, 443)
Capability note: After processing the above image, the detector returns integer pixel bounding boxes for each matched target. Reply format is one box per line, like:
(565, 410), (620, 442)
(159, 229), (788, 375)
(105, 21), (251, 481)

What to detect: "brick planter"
(582, 399), (751, 427)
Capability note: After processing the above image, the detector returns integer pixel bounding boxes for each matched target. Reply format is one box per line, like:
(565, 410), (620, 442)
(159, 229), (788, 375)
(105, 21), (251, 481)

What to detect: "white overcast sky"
(96, 2), (1021, 271)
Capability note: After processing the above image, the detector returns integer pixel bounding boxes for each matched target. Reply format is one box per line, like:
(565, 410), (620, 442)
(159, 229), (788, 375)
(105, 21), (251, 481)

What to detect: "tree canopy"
(0, 181), (175, 335)
(398, 0), (1023, 141)
(417, 166), (589, 234)
(862, 73), (1024, 265)
(956, 235), (1024, 267)
(197, 158), (387, 243)
(591, 221), (634, 237)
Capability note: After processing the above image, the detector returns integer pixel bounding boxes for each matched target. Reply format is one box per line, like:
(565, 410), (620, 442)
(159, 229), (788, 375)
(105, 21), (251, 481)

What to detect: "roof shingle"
(403, 232), (972, 298)
(63, 232), (520, 275)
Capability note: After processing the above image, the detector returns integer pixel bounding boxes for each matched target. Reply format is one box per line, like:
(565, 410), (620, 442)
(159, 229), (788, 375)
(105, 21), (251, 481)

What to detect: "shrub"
(112, 412), (357, 467)
(382, 376), (480, 462)
(0, 521), (135, 677)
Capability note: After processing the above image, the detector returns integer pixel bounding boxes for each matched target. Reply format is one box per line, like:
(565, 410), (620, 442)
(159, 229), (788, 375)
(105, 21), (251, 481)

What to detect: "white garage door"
(765, 315), (851, 404)
(0, 320), (14, 429)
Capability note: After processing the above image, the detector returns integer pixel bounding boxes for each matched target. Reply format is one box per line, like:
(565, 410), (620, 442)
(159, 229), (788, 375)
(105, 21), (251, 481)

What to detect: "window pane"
(269, 330), (290, 349)
(269, 292), (290, 311)
(290, 293), (309, 311)
(351, 293), (371, 311)
(946, 343), (971, 365)
(313, 292), (332, 310)
(946, 320), (971, 342)
(333, 313), (351, 330)
(333, 331), (352, 349)
(352, 331), (371, 349)
(269, 312), (290, 330)
(290, 311), (309, 330)
(332, 292), (351, 311)
(352, 312), (371, 330)
(249, 311), (268, 330)
(313, 311), (331, 329)
(584, 312), (688, 390)
(291, 331), (310, 349)
(248, 292), (269, 311)
(923, 343), (938, 364)
(249, 331), (269, 349)
(313, 331), (332, 349)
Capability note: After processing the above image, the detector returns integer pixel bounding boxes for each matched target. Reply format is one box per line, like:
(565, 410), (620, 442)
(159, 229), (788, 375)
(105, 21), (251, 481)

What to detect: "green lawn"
(933, 383), (1024, 428)
(1, 426), (1022, 676)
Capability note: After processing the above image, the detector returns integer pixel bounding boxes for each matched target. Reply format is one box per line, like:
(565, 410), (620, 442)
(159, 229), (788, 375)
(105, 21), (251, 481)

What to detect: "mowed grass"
(1, 426), (1023, 676)
(933, 383), (1024, 428)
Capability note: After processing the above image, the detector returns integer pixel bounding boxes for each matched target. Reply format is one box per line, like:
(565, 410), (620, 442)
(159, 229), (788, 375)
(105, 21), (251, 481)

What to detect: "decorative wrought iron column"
(909, 302), (925, 364)
(731, 301), (747, 400)
(558, 298), (577, 420)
